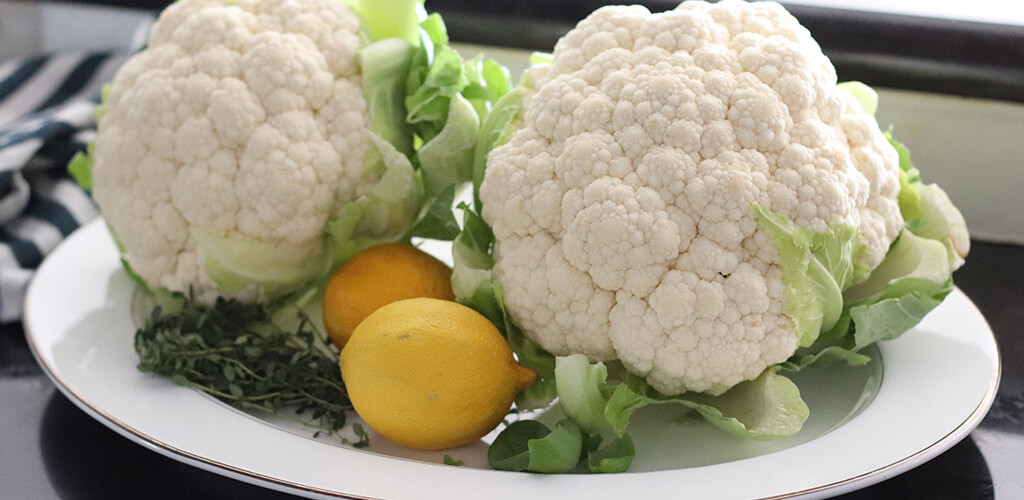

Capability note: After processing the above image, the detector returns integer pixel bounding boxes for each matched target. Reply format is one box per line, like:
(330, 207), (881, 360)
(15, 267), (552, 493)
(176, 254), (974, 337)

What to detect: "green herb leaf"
(67, 147), (94, 190)
(488, 420), (549, 471)
(350, 422), (371, 448)
(405, 185), (461, 241)
(134, 294), (355, 438)
(586, 434), (635, 473)
(443, 454), (464, 466)
(488, 419), (583, 473)
(525, 419), (584, 473)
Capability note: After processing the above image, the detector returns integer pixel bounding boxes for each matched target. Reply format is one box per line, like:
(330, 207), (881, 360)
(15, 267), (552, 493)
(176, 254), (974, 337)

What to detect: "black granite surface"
(0, 240), (1020, 499)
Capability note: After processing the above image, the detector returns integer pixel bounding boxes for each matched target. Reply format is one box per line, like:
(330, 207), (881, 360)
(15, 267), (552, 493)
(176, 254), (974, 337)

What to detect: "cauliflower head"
(93, 0), (386, 302)
(479, 0), (904, 395)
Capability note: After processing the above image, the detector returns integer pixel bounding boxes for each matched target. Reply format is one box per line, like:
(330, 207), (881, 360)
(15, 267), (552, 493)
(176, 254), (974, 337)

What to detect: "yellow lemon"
(322, 243), (454, 350)
(340, 298), (537, 450)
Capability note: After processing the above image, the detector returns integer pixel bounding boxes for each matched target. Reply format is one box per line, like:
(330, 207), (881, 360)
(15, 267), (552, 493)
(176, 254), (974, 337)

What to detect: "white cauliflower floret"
(480, 0), (903, 395)
(92, 0), (371, 302)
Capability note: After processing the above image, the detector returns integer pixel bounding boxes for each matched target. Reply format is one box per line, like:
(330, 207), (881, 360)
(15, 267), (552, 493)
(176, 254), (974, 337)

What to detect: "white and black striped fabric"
(0, 52), (131, 322)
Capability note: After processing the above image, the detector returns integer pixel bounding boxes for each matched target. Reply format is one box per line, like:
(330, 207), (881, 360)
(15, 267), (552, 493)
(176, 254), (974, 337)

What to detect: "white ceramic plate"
(25, 219), (1000, 500)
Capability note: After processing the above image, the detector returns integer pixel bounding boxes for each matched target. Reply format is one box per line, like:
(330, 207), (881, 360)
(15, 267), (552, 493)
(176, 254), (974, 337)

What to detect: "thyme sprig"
(134, 295), (358, 440)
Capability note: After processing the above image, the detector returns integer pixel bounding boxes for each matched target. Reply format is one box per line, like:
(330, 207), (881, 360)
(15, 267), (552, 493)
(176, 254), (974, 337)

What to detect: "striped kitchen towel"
(0, 52), (132, 322)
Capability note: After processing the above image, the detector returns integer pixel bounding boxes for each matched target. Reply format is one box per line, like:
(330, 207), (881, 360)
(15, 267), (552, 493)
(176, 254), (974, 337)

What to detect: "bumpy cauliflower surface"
(480, 0), (904, 395)
(92, 0), (371, 302)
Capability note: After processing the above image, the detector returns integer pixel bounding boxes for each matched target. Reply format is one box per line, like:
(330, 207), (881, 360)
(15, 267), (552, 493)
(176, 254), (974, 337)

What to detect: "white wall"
(0, 1), (152, 60)
(0, 2), (42, 60)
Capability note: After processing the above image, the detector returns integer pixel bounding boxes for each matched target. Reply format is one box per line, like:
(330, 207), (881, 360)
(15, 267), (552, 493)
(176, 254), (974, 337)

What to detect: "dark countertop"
(0, 239), (1020, 499)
